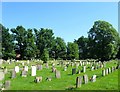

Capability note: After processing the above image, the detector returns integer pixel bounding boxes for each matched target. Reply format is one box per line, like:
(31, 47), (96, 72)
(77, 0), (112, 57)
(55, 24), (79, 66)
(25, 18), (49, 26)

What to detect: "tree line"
(1, 20), (120, 62)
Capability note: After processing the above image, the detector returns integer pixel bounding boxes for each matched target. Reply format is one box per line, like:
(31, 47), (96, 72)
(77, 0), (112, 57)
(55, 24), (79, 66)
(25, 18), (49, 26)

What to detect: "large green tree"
(11, 26), (27, 59)
(24, 29), (37, 60)
(75, 36), (89, 59)
(51, 37), (66, 60)
(67, 42), (79, 60)
(1, 24), (15, 60)
(34, 28), (55, 59)
(88, 20), (119, 61)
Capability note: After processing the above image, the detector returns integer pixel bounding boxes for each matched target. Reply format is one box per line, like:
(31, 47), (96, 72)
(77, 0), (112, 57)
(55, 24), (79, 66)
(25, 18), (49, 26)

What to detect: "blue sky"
(2, 2), (118, 43)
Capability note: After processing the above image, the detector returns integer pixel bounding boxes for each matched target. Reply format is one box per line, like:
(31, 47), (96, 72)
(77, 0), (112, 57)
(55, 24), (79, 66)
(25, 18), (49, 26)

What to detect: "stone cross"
(76, 76), (82, 88)
(83, 74), (88, 84)
(31, 66), (36, 76)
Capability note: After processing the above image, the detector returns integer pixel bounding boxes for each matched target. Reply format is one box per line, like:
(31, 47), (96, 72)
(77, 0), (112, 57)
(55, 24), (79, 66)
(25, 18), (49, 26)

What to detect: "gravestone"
(37, 65), (42, 70)
(31, 66), (36, 76)
(21, 70), (27, 77)
(64, 67), (67, 71)
(24, 66), (28, 71)
(76, 76), (82, 88)
(5, 80), (11, 90)
(55, 70), (61, 78)
(91, 75), (96, 82)
(15, 66), (19, 73)
(72, 68), (76, 75)
(83, 66), (86, 73)
(11, 70), (16, 78)
(111, 66), (114, 72)
(108, 67), (111, 74)
(34, 76), (42, 83)
(0, 70), (4, 80)
(76, 63), (79, 68)
(46, 63), (49, 68)
(91, 66), (94, 71)
(102, 69), (105, 76)
(46, 77), (52, 81)
(105, 68), (108, 75)
(77, 70), (81, 74)
(22, 62), (24, 66)
(52, 67), (56, 72)
(3, 67), (7, 74)
(83, 74), (88, 84)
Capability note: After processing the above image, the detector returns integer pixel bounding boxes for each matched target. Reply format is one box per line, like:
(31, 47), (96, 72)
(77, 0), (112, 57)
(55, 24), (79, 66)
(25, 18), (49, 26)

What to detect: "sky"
(2, 2), (118, 43)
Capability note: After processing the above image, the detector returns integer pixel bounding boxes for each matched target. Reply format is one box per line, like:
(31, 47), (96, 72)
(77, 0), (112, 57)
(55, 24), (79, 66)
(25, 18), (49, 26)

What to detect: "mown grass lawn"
(2, 60), (119, 90)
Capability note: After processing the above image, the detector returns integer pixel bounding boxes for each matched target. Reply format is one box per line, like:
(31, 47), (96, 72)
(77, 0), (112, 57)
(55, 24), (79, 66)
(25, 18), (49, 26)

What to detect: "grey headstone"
(83, 74), (88, 84)
(5, 80), (11, 90)
(55, 70), (61, 78)
(21, 70), (27, 77)
(52, 67), (56, 72)
(45, 63), (49, 69)
(37, 65), (42, 70)
(105, 68), (108, 75)
(76, 76), (82, 88)
(11, 70), (16, 78)
(72, 68), (76, 75)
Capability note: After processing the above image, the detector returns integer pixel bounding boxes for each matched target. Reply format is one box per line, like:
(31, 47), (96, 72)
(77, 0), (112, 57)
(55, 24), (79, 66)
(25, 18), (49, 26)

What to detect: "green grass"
(3, 60), (119, 90)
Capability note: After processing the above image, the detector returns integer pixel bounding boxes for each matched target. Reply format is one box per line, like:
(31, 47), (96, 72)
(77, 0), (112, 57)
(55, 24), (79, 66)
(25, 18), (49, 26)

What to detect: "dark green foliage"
(88, 20), (119, 61)
(1, 20), (120, 60)
(41, 48), (49, 63)
(51, 37), (66, 60)
(1, 24), (16, 60)
(67, 42), (79, 60)
(74, 36), (89, 59)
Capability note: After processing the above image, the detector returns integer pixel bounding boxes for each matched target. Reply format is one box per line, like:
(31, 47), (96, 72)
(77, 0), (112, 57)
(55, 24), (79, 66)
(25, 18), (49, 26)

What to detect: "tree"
(11, 26), (27, 59)
(67, 42), (79, 60)
(116, 36), (120, 59)
(34, 28), (55, 59)
(88, 20), (119, 61)
(24, 29), (37, 60)
(51, 37), (66, 60)
(1, 24), (15, 60)
(41, 48), (49, 63)
(75, 36), (89, 59)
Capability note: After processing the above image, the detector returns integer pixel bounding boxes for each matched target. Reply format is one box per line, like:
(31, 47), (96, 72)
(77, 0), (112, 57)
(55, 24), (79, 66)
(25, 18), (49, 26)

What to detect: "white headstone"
(31, 66), (36, 76)
(15, 66), (19, 73)
(24, 66), (28, 71)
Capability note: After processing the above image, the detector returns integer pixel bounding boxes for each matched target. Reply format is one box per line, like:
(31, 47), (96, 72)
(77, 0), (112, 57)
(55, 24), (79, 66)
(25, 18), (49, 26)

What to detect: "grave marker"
(83, 74), (88, 84)
(76, 76), (82, 88)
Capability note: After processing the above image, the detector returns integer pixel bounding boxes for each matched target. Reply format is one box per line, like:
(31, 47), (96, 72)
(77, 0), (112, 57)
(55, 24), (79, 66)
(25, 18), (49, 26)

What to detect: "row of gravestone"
(76, 74), (97, 88)
(102, 66), (117, 76)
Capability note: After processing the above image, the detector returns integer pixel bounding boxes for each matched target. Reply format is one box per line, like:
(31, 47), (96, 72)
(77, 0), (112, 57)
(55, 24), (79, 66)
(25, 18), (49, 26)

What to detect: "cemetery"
(1, 2), (120, 91)
(0, 59), (119, 90)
